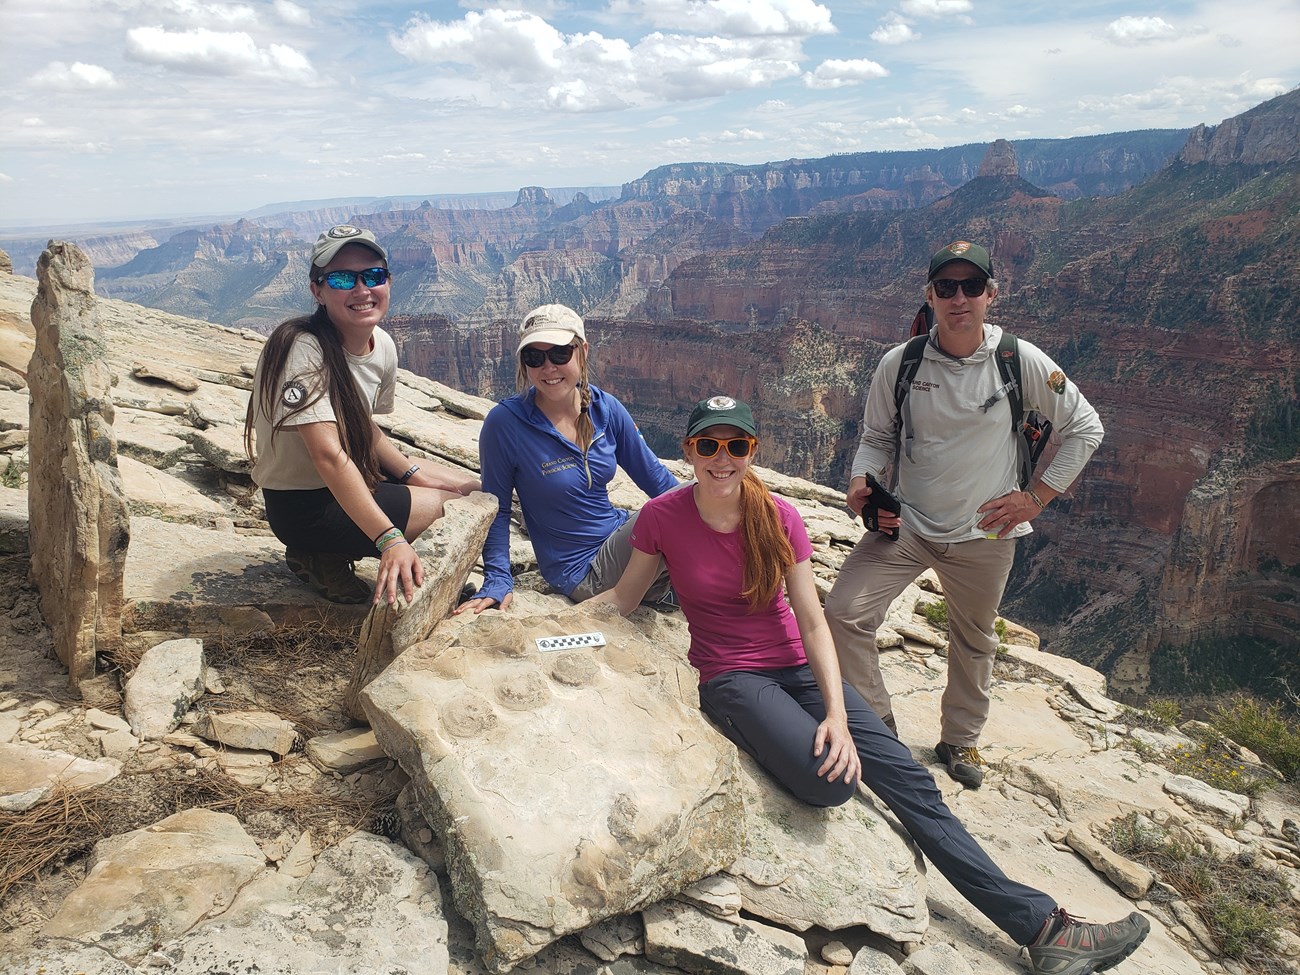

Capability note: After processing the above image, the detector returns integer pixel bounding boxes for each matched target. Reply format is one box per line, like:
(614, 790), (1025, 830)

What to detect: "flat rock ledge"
(361, 605), (745, 971)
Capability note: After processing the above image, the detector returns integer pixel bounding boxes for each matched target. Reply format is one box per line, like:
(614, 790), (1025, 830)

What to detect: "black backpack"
(893, 304), (1051, 490)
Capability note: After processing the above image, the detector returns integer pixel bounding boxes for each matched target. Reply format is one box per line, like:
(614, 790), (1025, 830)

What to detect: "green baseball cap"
(686, 395), (758, 438)
(928, 240), (993, 280)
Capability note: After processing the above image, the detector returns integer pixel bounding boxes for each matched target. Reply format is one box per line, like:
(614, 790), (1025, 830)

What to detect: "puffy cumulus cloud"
(391, 10), (573, 81)
(1105, 16), (1177, 45)
(899, 0), (972, 19)
(125, 26), (316, 82)
(871, 17), (918, 44)
(392, 10), (807, 110)
(273, 0), (310, 27)
(161, 0), (260, 29)
(803, 57), (888, 89)
(29, 61), (119, 90)
(637, 33), (803, 99)
(606, 0), (835, 37)
(718, 127), (765, 141)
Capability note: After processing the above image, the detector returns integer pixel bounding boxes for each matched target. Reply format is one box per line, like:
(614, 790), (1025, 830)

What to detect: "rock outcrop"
(362, 606), (745, 970)
(27, 241), (129, 683)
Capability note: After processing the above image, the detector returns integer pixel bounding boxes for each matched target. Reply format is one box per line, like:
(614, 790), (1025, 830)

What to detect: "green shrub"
(994, 617), (1008, 642)
(1210, 696), (1300, 782)
(919, 599), (948, 631)
(1160, 740), (1273, 797)
(1148, 698), (1182, 727)
(1102, 814), (1289, 963)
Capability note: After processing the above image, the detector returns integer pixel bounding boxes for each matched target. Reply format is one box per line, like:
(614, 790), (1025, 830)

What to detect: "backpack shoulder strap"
(994, 331), (1023, 432)
(894, 333), (930, 413)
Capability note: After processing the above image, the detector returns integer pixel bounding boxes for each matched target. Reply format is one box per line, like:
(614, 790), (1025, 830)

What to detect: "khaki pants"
(824, 529), (1015, 747)
(567, 510), (673, 604)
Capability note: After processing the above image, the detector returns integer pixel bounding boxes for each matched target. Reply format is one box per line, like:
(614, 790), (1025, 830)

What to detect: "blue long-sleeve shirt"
(473, 384), (678, 603)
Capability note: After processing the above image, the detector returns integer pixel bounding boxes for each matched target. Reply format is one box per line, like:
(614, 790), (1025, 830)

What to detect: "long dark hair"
(243, 304), (380, 489)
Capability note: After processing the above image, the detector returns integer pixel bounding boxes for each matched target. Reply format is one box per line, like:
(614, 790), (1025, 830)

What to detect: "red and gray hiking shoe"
(1026, 908), (1150, 974)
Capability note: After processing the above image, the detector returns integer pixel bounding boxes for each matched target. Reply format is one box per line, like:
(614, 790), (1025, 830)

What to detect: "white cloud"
(899, 0), (972, 19)
(1105, 16), (1178, 45)
(125, 27), (316, 82)
(29, 61), (119, 90)
(273, 0), (311, 27)
(804, 57), (888, 89)
(606, 0), (835, 37)
(871, 18), (918, 44)
(718, 127), (765, 141)
(0, 173), (12, 183)
(161, 0), (260, 29)
(391, 10), (807, 111)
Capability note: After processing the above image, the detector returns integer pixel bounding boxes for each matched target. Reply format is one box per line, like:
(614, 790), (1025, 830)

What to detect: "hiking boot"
(1026, 908), (1150, 975)
(935, 741), (986, 788)
(285, 549), (371, 604)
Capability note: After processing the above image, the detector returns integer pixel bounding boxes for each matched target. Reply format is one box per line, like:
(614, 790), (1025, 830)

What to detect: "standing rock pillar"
(27, 241), (129, 685)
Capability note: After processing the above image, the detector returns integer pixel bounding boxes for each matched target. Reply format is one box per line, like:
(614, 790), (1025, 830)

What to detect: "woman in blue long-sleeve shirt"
(456, 304), (678, 615)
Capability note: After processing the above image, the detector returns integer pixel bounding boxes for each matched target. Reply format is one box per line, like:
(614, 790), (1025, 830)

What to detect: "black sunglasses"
(520, 344), (577, 368)
(931, 277), (988, 299)
(314, 267), (390, 290)
(686, 436), (756, 458)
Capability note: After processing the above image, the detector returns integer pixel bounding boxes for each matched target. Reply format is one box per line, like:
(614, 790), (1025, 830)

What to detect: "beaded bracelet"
(375, 527), (406, 554)
(1027, 488), (1046, 509)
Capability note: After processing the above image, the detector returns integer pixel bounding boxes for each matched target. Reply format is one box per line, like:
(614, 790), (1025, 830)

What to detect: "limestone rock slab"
(725, 753), (927, 943)
(40, 808), (266, 963)
(193, 709), (296, 756)
(123, 637), (206, 739)
(361, 606), (743, 971)
(119, 455), (230, 525)
(1064, 825), (1155, 898)
(0, 742), (121, 812)
(122, 515), (363, 637)
(27, 241), (130, 682)
(305, 726), (387, 774)
(1163, 774), (1250, 819)
(642, 898), (807, 975)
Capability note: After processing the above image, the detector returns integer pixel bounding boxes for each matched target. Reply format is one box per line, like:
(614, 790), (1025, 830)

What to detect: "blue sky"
(2, 0), (1297, 227)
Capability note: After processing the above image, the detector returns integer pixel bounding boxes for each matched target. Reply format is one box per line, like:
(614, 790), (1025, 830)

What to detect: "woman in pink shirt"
(595, 395), (1149, 975)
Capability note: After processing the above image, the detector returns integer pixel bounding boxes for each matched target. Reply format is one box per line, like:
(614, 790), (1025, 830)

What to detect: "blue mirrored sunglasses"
(315, 267), (390, 290)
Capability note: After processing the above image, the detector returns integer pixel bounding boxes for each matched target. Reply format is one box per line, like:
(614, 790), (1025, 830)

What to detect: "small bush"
(1160, 741), (1273, 797)
(1148, 698), (1182, 727)
(919, 599), (948, 631)
(1210, 696), (1300, 782)
(994, 617), (1008, 642)
(1102, 814), (1291, 963)
(0, 458), (23, 489)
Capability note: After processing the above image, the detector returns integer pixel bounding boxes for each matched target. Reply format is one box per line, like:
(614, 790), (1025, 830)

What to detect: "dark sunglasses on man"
(520, 344), (577, 368)
(930, 277), (988, 299)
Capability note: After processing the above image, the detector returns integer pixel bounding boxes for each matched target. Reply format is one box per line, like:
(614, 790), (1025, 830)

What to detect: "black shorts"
(262, 484), (413, 559)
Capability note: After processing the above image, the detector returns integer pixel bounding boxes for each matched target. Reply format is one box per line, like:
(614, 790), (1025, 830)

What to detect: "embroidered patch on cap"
(325, 225), (365, 240)
(1048, 371), (1067, 395)
(946, 241), (972, 255)
(281, 380), (307, 407)
(705, 395), (737, 410)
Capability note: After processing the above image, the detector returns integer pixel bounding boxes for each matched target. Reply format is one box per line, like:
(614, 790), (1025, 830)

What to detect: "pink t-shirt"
(631, 484), (814, 684)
